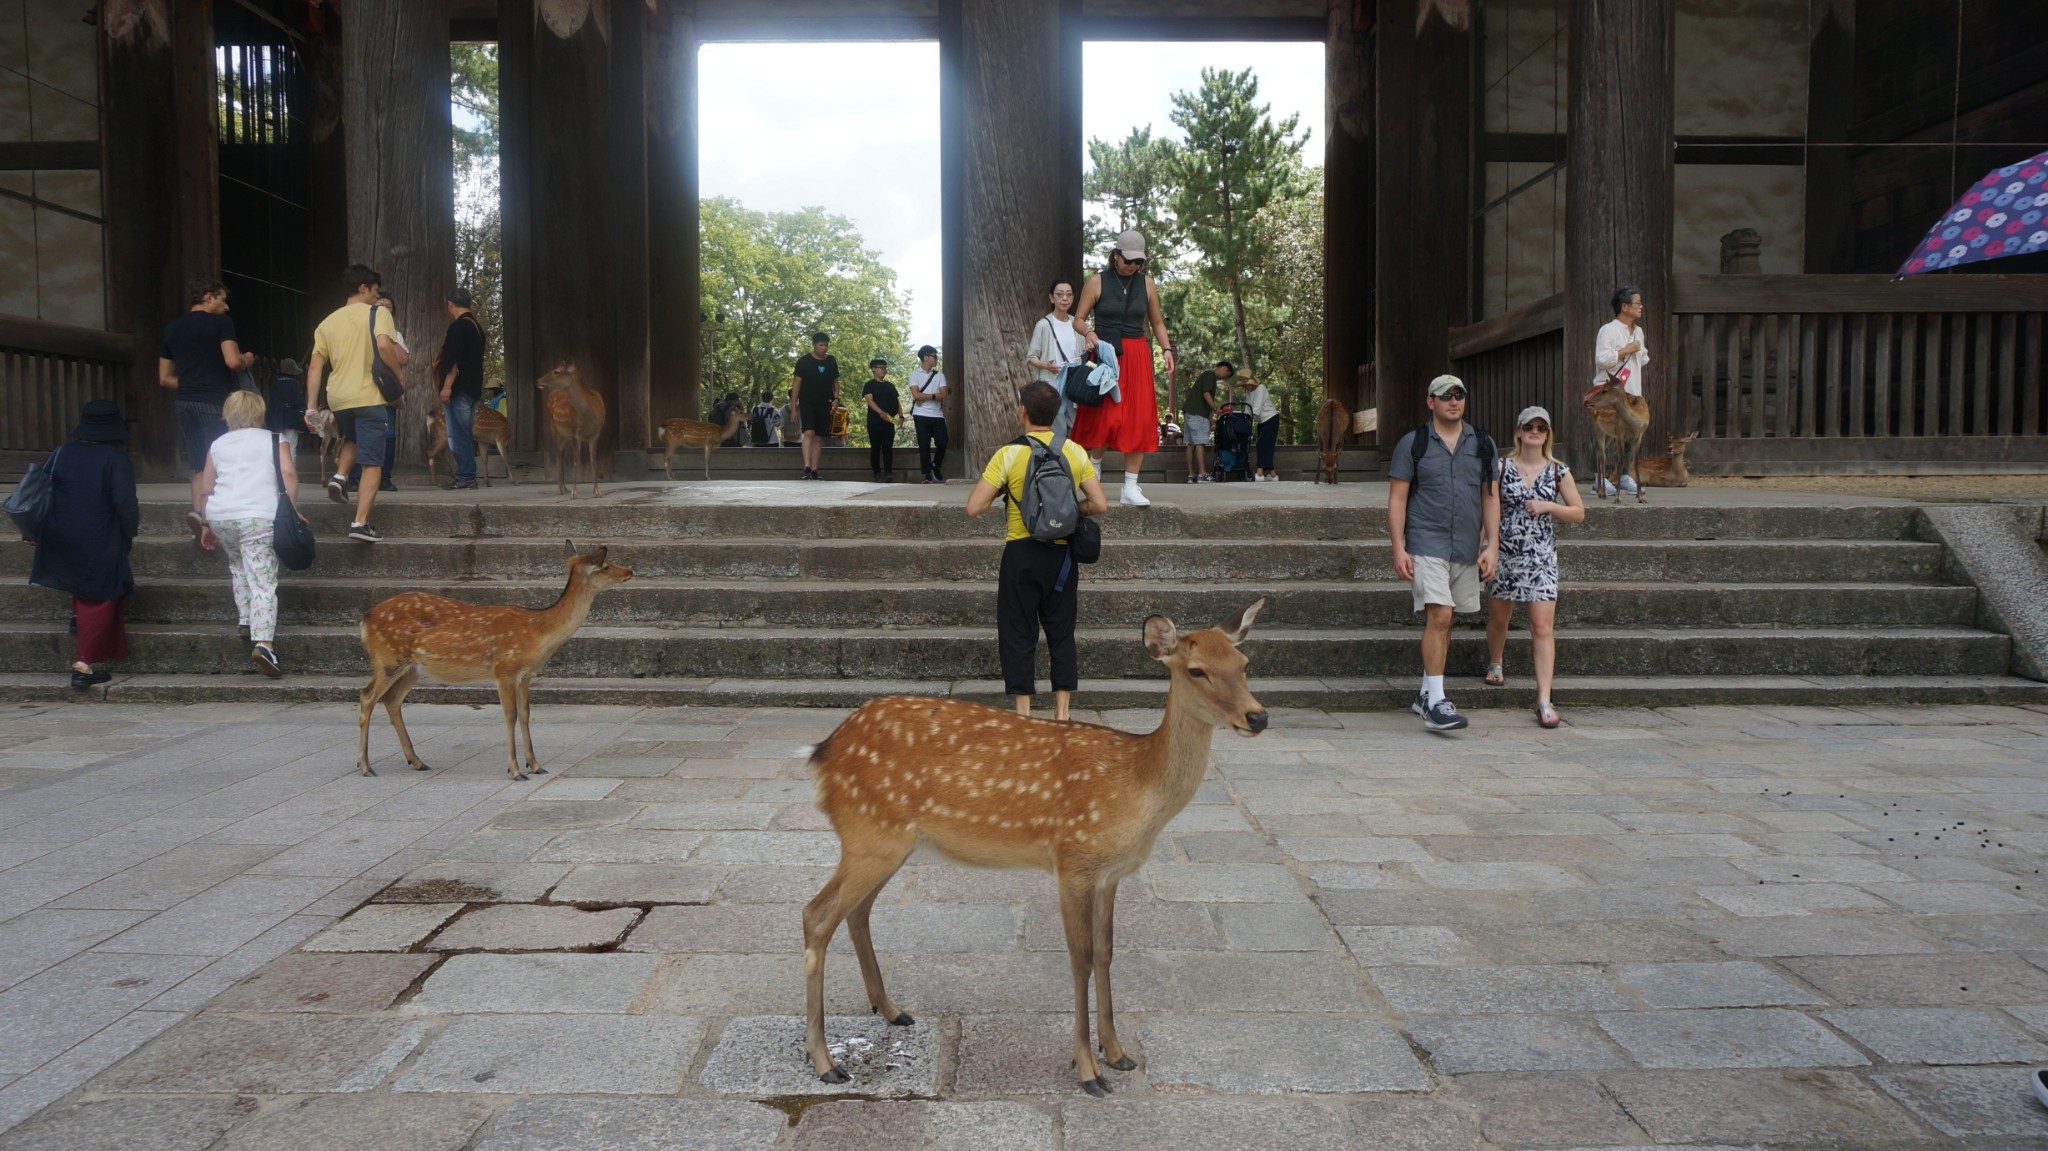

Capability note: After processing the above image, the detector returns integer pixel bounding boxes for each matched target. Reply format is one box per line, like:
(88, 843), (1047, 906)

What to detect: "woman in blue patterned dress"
(1483, 405), (1585, 727)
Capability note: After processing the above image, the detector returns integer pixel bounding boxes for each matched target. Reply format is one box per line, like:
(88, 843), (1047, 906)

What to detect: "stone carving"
(1720, 228), (1762, 274)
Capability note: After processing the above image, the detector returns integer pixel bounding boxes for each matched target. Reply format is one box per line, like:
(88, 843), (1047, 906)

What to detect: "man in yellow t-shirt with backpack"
(967, 380), (1109, 722)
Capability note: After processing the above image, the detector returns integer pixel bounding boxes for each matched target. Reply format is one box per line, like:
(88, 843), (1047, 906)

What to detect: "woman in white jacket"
(1240, 375), (1282, 481)
(1024, 278), (1080, 436)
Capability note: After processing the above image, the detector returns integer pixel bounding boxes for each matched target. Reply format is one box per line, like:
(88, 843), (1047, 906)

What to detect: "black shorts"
(798, 381), (834, 436)
(175, 400), (226, 476)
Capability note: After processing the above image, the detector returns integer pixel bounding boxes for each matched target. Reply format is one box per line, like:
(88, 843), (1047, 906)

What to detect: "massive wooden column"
(499, 0), (536, 450)
(1564, 0), (1674, 448)
(1325, 0), (1374, 422)
(1802, 0), (1854, 274)
(949, 0), (1072, 466)
(609, 0), (651, 472)
(337, 0), (455, 467)
(648, 4), (700, 423)
(1374, 0), (1470, 438)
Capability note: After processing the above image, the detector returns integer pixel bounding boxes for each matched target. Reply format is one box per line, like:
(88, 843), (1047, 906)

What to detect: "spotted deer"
(355, 541), (633, 780)
(802, 600), (1269, 1095)
(310, 408), (341, 480)
(658, 406), (744, 480)
(426, 405), (517, 487)
(1314, 396), (1349, 484)
(1636, 431), (1699, 488)
(1582, 378), (1650, 502)
(537, 361), (606, 498)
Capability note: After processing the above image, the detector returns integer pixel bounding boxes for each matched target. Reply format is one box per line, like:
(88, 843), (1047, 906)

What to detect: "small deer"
(658, 407), (744, 480)
(537, 361), (606, 498)
(1635, 431), (1699, 488)
(356, 541), (633, 779)
(802, 600), (1269, 1095)
(310, 409), (341, 480)
(426, 405), (517, 487)
(1582, 379), (1651, 502)
(1314, 396), (1349, 484)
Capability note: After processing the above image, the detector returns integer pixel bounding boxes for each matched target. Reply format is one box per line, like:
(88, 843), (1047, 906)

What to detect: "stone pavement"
(3, 698), (2048, 1148)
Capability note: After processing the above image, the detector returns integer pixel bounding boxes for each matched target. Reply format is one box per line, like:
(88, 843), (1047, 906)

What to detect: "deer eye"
(1187, 668), (1207, 679)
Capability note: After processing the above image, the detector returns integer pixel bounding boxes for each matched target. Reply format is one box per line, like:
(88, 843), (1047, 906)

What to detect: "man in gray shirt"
(1387, 374), (1499, 731)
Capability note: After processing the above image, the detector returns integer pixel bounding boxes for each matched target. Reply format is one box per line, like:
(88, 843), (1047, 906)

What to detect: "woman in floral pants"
(197, 391), (303, 676)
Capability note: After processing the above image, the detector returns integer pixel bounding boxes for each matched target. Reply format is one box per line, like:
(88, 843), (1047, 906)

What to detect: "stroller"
(1209, 403), (1254, 482)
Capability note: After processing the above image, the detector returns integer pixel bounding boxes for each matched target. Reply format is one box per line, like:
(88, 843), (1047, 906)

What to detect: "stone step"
(128, 492), (1927, 543)
(0, 622), (2009, 678)
(9, 672), (2044, 711)
(23, 535), (1947, 584)
(0, 579), (1981, 630)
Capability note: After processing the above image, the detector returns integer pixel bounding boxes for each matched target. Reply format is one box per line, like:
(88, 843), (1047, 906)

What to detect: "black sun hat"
(71, 399), (128, 443)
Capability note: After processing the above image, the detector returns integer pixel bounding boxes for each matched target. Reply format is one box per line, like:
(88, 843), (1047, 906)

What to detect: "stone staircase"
(0, 484), (2038, 709)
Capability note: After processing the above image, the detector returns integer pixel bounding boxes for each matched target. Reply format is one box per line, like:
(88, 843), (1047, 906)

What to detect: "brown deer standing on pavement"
(658, 407), (745, 480)
(1314, 396), (1349, 484)
(426, 405), (517, 487)
(1636, 430), (1699, 488)
(537, 361), (606, 498)
(355, 541), (633, 780)
(1582, 378), (1650, 502)
(801, 600), (1269, 1095)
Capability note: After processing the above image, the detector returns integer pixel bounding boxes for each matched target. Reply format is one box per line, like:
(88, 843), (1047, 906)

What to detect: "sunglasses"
(1520, 421), (1549, 432)
(1435, 390), (1467, 402)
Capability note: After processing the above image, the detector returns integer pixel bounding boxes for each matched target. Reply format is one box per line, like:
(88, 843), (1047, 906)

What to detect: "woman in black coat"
(30, 400), (139, 688)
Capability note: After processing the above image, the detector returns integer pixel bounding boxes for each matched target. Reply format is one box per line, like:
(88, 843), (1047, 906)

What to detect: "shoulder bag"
(4, 446), (61, 541)
(270, 433), (316, 571)
(369, 304), (405, 404)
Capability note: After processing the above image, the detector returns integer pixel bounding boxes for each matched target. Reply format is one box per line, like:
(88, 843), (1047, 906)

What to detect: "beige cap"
(1516, 405), (1552, 427)
(1114, 230), (1147, 260)
(1427, 374), (1466, 398)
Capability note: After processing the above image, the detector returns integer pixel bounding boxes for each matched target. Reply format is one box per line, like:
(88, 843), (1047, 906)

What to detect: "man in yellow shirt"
(307, 265), (404, 542)
(967, 379), (1109, 721)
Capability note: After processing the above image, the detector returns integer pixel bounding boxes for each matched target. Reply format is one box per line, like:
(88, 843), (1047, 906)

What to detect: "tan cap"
(1427, 374), (1466, 397)
(1114, 230), (1147, 260)
(1516, 405), (1552, 427)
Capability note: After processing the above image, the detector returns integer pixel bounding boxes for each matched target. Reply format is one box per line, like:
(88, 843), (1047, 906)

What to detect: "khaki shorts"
(1411, 554), (1481, 613)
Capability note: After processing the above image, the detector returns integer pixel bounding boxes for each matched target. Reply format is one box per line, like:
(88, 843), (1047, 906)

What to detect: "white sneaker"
(1120, 480), (1151, 507)
(1618, 475), (1639, 494)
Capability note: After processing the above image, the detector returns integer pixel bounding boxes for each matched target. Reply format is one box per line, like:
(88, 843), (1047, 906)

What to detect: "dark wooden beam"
(648, 1), (700, 424)
(0, 315), (138, 365)
(173, 0), (220, 289)
(1671, 274), (2048, 314)
(1324, 0), (1373, 418)
(450, 18), (497, 41)
(1447, 293), (1563, 360)
(1074, 16), (1326, 41)
(0, 141), (101, 171)
(499, 0), (537, 449)
(1803, 1), (1853, 273)
(939, 0), (965, 445)
(1059, 0), (1084, 275)
(1481, 132), (1803, 166)
(610, 0), (651, 470)
(695, 17), (940, 41)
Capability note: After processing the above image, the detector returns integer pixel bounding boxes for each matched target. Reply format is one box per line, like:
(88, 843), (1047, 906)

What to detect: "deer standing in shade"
(801, 600), (1269, 1095)
(355, 541), (633, 779)
(537, 361), (606, 498)
(1582, 379), (1650, 502)
(1314, 396), (1349, 484)
(426, 405), (517, 487)
(658, 407), (744, 480)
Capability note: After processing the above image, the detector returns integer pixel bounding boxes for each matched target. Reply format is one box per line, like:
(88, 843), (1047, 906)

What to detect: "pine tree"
(1167, 68), (1309, 375)
(1082, 127), (1180, 266)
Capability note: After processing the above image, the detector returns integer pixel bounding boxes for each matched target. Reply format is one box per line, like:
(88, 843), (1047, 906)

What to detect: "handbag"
(368, 304), (405, 404)
(269, 433), (316, 571)
(3, 446), (60, 541)
(1068, 515), (1101, 564)
(1060, 360), (1104, 407)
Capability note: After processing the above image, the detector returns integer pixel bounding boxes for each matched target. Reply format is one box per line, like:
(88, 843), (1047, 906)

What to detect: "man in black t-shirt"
(159, 277), (256, 531)
(435, 289), (487, 489)
(792, 332), (839, 480)
(862, 357), (903, 481)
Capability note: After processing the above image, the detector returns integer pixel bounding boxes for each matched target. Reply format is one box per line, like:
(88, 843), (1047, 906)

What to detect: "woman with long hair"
(1482, 405), (1585, 727)
(1072, 230), (1174, 506)
(30, 400), (139, 688)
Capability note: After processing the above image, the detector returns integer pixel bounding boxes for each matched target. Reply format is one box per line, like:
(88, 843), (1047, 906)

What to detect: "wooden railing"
(1448, 293), (1569, 455)
(1674, 275), (2048, 473)
(0, 315), (133, 456)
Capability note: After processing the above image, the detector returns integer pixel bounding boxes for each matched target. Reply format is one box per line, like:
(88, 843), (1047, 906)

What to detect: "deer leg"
(844, 855), (915, 1026)
(1091, 878), (1135, 1071)
(702, 443), (713, 482)
(803, 834), (917, 1082)
(516, 671), (545, 775)
(589, 440), (602, 497)
(495, 675), (528, 780)
(1057, 870), (1109, 1095)
(356, 667), (395, 776)
(381, 665), (429, 771)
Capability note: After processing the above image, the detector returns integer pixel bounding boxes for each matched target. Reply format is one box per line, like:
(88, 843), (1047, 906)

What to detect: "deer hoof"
(885, 1011), (914, 1026)
(413, 762), (430, 772)
(819, 1064), (850, 1084)
(1080, 1076), (1111, 1097)
(359, 765), (377, 777)
(512, 772), (529, 782)
(530, 765), (548, 775)
(1104, 1054), (1136, 1071)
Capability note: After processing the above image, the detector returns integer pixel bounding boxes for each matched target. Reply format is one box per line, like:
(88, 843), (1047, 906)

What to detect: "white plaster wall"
(1674, 164), (1805, 276)
(0, 0), (105, 327)
(1675, 0), (1807, 137)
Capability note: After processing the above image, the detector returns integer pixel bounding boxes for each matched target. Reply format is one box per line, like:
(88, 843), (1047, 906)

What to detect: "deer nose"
(1244, 711), (1269, 735)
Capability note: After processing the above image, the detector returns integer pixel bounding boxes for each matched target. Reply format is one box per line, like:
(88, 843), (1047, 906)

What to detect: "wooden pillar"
(939, 1), (967, 449)
(337, 0), (455, 467)
(951, 0), (1068, 466)
(1325, 0), (1374, 421)
(1564, 0), (1674, 450)
(1802, 0), (1854, 274)
(303, 9), (348, 320)
(648, 3), (700, 424)
(609, 0), (650, 474)
(499, 0), (537, 450)
(1374, 0), (1470, 439)
(1058, 0), (1084, 275)
(172, 0), (219, 289)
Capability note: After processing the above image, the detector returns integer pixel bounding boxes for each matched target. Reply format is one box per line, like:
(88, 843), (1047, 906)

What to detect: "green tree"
(449, 43), (502, 388)
(1167, 67), (1309, 376)
(698, 197), (912, 424)
(1082, 126), (1180, 268)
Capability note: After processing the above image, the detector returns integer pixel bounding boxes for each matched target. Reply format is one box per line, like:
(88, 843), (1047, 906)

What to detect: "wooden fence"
(0, 316), (133, 470)
(1447, 293), (1572, 459)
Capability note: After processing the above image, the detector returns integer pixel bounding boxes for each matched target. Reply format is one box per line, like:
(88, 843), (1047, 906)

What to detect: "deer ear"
(1219, 597), (1266, 645)
(594, 546), (608, 564)
(1142, 615), (1179, 660)
(562, 539), (576, 557)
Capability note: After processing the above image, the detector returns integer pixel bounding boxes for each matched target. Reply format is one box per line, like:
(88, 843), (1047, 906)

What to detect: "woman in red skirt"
(1073, 229), (1175, 507)
(29, 401), (139, 688)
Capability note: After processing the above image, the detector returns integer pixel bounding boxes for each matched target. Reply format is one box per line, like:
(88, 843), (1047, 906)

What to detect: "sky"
(695, 40), (1325, 349)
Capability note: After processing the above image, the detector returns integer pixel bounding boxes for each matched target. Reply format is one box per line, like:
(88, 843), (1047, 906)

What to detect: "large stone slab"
(472, 1099), (785, 1151)
(1451, 1072), (1645, 1149)
(1169, 952), (1365, 1012)
(217, 1094), (493, 1151)
(1343, 1098), (1485, 1151)
(1370, 964), (1629, 1014)
(93, 1016), (426, 1093)
(1338, 925), (1480, 966)
(374, 863), (571, 904)
(1143, 864), (1308, 903)
(621, 904), (802, 953)
(1139, 1014), (1429, 1093)
(395, 1014), (706, 1094)
(1213, 904), (1340, 951)
(531, 830), (705, 863)
(1597, 1008), (1868, 1069)
(789, 1101), (1055, 1151)
(1060, 1100), (1348, 1151)
(301, 903), (465, 952)
(1407, 1014), (1626, 1072)
(1616, 961), (1827, 1008)
(632, 953), (867, 1016)
(1784, 952), (2048, 1005)
(1873, 1066), (2048, 1137)
(699, 1014), (938, 1098)
(952, 1013), (1125, 1096)
(426, 905), (640, 951)
(402, 953), (659, 1014)
(548, 864), (724, 904)
(206, 952), (440, 1014)
(0, 1097), (255, 1151)
(1822, 1006), (2048, 1064)
(1690, 916), (1940, 957)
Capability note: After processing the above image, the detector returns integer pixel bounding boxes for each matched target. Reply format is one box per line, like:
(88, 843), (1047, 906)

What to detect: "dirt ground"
(1692, 474), (2048, 502)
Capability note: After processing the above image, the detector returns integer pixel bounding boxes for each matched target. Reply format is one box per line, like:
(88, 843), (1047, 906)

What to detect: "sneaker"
(251, 645), (281, 678)
(1618, 475), (1638, 494)
(1119, 481), (1151, 507)
(347, 522), (382, 543)
(1421, 697), (1468, 732)
(1411, 689), (1429, 717)
(325, 476), (346, 503)
(440, 479), (477, 490)
(380, 479), (398, 492)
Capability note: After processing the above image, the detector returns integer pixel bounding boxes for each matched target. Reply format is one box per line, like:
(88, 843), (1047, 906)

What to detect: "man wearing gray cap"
(1387, 374), (1498, 732)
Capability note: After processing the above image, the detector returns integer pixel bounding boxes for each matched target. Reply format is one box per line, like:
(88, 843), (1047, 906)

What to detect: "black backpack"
(1012, 433), (1082, 543)
(749, 403), (774, 445)
(1406, 423), (1498, 491)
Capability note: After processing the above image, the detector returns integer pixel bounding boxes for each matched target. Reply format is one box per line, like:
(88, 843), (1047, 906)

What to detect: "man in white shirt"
(909, 344), (949, 483)
(1592, 284), (1649, 494)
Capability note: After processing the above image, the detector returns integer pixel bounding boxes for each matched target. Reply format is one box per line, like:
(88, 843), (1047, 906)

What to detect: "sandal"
(1483, 663), (1505, 687)
(1535, 701), (1560, 729)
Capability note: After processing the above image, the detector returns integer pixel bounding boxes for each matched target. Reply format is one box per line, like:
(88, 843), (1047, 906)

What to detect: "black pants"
(1255, 415), (1280, 471)
(998, 538), (1078, 696)
(914, 415), (948, 479)
(867, 418), (895, 476)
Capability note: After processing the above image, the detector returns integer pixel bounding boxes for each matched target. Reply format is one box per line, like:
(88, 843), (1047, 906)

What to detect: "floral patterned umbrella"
(1897, 149), (2048, 276)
